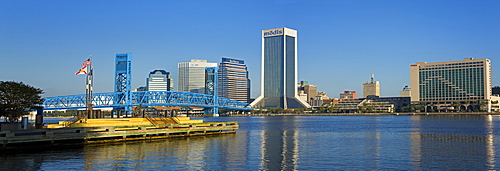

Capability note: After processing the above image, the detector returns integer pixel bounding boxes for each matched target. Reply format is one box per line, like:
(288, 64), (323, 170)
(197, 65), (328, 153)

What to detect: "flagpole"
(87, 55), (93, 119)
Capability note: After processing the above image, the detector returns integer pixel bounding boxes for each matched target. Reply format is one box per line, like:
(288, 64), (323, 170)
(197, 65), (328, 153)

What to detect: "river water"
(1, 115), (499, 170)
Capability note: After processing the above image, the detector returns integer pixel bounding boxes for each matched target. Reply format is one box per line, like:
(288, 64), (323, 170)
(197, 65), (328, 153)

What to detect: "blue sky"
(1, 0), (499, 99)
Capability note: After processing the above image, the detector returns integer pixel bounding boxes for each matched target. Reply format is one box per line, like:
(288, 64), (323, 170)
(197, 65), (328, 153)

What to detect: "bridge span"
(42, 91), (252, 111)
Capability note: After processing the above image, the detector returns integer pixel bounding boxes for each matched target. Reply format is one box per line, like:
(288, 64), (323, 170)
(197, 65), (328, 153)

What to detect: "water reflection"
(2, 115), (500, 170)
(486, 115), (496, 168)
(410, 115), (497, 170)
(259, 116), (300, 170)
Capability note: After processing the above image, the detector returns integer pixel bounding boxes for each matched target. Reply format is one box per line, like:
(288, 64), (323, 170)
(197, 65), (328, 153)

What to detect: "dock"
(0, 117), (238, 151)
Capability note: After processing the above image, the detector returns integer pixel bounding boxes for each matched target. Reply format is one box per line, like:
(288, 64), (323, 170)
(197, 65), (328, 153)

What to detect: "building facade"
(332, 96), (409, 113)
(317, 92), (329, 100)
(136, 86), (147, 91)
(410, 58), (492, 112)
(298, 81), (317, 102)
(340, 91), (357, 99)
(251, 27), (310, 109)
(218, 57), (250, 103)
(178, 59), (217, 94)
(399, 85), (411, 97)
(146, 69), (173, 91)
(493, 86), (500, 96)
(363, 74), (380, 98)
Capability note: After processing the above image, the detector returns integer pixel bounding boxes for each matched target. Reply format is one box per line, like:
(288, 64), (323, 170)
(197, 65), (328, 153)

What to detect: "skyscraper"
(251, 27), (310, 109)
(146, 69), (173, 91)
(363, 74), (380, 98)
(178, 59), (217, 94)
(218, 57), (250, 103)
(410, 58), (492, 112)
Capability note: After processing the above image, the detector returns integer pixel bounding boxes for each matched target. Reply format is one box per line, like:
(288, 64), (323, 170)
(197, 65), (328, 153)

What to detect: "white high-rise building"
(363, 74), (380, 98)
(178, 59), (217, 94)
(146, 69), (173, 91)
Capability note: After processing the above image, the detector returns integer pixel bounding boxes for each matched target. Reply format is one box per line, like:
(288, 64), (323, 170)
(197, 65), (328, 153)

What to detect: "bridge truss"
(42, 91), (252, 111)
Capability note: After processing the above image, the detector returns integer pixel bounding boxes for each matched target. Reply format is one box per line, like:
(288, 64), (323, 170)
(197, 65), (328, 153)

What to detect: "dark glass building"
(251, 27), (310, 109)
(493, 86), (500, 96)
(218, 57), (250, 103)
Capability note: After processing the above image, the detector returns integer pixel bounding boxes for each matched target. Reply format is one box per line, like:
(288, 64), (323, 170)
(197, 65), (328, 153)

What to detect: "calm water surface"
(1, 115), (499, 170)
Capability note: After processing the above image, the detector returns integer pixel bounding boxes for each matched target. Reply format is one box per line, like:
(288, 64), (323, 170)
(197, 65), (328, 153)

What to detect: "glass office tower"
(218, 57), (250, 103)
(251, 27), (310, 109)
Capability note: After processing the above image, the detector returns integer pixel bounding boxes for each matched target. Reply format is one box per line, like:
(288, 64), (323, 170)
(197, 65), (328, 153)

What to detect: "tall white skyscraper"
(251, 27), (310, 109)
(178, 59), (217, 94)
(146, 69), (173, 91)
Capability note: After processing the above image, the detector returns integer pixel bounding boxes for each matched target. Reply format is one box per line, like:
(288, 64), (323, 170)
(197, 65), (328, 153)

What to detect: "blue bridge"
(42, 91), (252, 111)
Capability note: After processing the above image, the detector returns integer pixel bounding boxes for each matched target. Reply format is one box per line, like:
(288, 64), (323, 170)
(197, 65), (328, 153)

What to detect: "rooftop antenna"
(475, 50), (478, 58)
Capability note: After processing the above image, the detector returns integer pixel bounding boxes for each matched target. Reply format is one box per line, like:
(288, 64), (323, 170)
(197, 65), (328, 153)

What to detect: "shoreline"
(37, 112), (499, 119)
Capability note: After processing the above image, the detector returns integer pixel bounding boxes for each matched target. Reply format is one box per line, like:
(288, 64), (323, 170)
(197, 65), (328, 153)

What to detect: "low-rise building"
(340, 91), (357, 99)
(399, 86), (411, 97)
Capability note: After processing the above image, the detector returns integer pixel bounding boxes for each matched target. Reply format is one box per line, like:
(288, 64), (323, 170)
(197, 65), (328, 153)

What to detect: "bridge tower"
(204, 67), (218, 115)
(114, 54), (132, 116)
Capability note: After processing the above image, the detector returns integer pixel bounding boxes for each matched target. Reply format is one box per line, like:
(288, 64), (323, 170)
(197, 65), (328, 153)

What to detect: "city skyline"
(1, 1), (499, 99)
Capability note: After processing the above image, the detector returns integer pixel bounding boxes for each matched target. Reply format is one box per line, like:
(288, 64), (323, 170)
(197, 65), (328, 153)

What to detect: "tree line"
(0, 81), (43, 122)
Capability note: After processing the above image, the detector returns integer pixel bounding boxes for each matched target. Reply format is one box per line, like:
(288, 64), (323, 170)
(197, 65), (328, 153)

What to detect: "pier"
(0, 117), (238, 151)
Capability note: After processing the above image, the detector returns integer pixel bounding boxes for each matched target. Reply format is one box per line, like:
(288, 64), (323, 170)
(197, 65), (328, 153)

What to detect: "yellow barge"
(0, 117), (238, 151)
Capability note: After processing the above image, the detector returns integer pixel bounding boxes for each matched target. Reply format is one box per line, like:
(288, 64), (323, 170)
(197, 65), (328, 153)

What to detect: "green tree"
(328, 104), (338, 113)
(453, 102), (460, 112)
(0, 81), (44, 122)
(366, 103), (374, 113)
(133, 104), (144, 117)
(479, 101), (488, 112)
(358, 103), (367, 113)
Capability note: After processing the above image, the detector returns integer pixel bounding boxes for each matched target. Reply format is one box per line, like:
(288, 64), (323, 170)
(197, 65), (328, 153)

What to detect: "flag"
(82, 58), (90, 66)
(75, 66), (87, 75)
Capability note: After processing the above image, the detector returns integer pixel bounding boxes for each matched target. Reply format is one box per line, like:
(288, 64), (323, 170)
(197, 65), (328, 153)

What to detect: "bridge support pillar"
(35, 107), (43, 129)
(204, 107), (219, 116)
(114, 54), (133, 116)
(204, 67), (219, 116)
